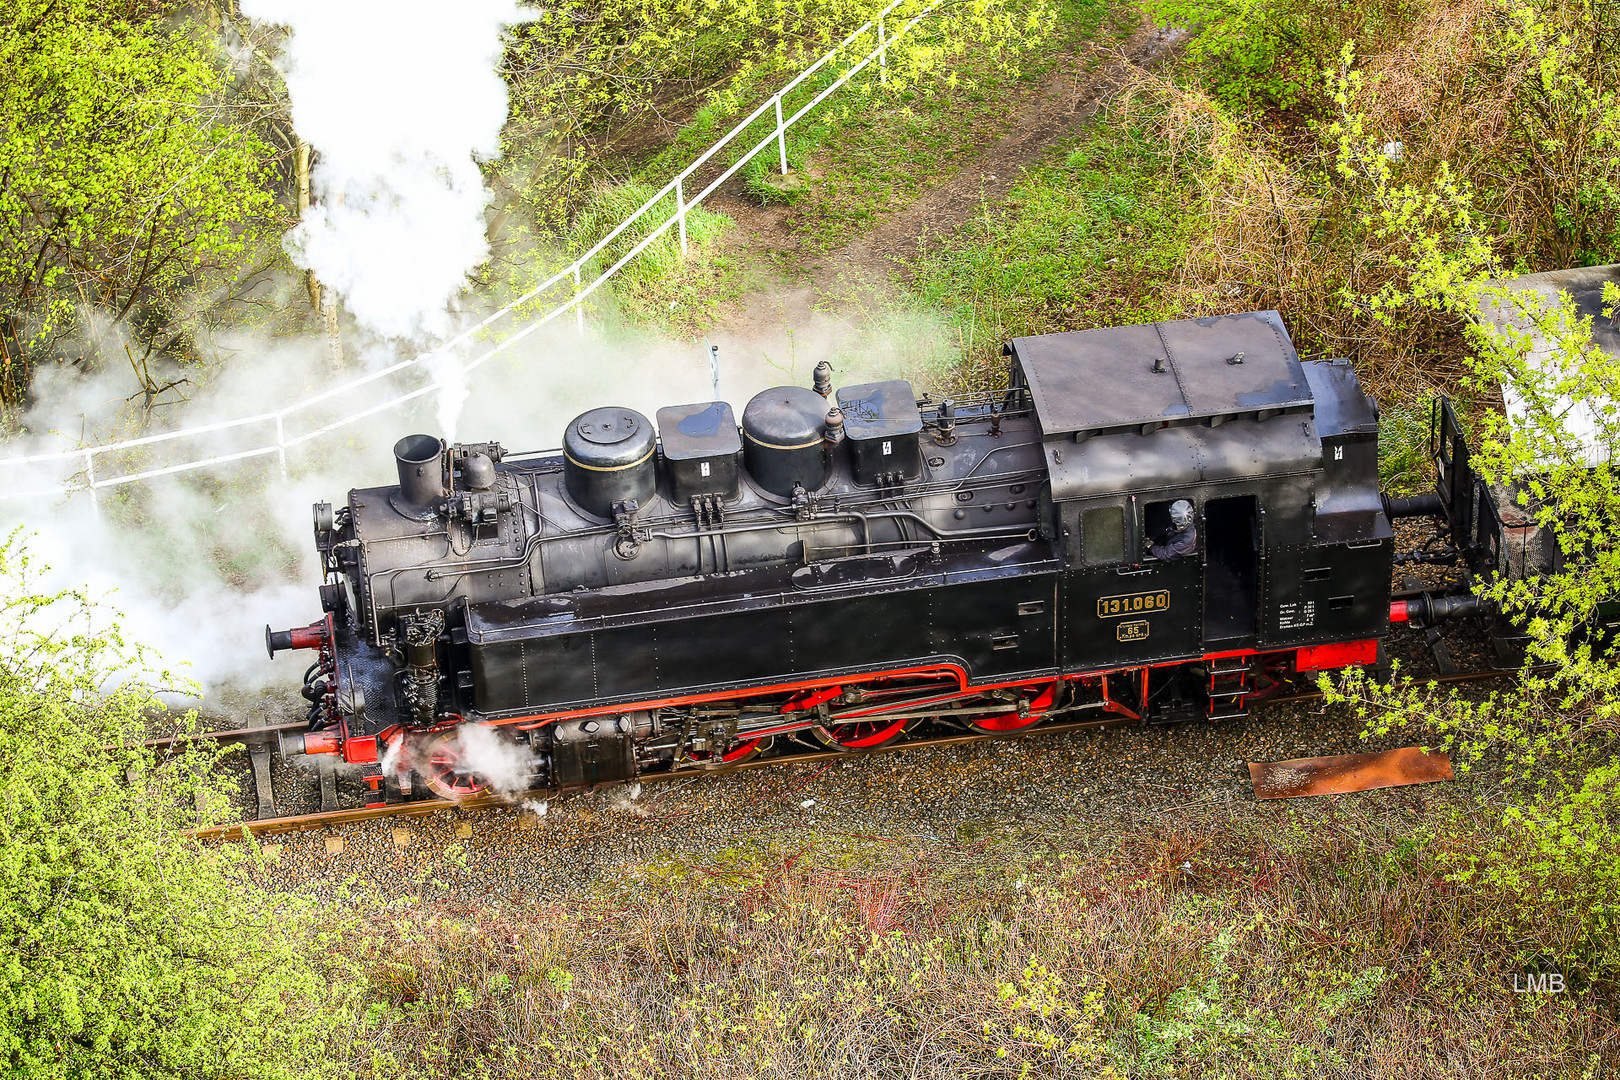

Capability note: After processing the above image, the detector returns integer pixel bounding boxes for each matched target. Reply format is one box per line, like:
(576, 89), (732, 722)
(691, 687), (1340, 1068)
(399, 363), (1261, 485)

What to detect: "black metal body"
(741, 385), (835, 497)
(279, 311), (1406, 793)
(656, 401), (742, 505)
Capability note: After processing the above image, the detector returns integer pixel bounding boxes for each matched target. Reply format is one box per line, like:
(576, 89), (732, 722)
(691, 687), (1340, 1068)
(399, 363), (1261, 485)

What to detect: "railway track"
(179, 664), (1517, 841)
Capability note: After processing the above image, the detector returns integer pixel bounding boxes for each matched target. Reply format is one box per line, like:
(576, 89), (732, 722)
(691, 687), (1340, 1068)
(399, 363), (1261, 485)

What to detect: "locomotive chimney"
(394, 434), (447, 512)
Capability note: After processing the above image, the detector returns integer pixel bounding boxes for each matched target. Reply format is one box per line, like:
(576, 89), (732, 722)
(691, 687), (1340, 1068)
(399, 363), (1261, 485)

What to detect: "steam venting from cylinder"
(394, 434), (447, 514)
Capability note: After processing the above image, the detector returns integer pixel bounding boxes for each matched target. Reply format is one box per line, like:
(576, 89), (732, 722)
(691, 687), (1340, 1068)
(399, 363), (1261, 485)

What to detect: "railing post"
(879, 18), (887, 86)
(574, 265), (584, 336)
(84, 450), (100, 522)
(775, 95), (788, 174)
(274, 413), (288, 478)
(676, 178), (688, 256)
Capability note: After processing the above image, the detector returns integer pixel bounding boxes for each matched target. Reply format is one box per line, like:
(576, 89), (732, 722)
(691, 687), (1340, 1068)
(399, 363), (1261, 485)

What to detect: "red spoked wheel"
(962, 684), (1058, 735)
(680, 735), (768, 768)
(963, 708), (1042, 735)
(812, 714), (910, 751)
(416, 731), (492, 800)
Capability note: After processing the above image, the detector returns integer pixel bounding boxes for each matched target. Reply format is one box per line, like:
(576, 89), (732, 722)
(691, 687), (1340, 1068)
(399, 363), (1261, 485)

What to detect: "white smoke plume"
(431, 350), (471, 444)
(609, 781), (648, 817)
(239, 0), (532, 341)
(1, 310), (941, 715)
(378, 734), (406, 781)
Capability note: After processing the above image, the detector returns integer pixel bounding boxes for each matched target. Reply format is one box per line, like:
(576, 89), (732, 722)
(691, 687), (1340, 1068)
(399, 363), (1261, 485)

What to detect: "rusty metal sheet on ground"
(1248, 747), (1454, 800)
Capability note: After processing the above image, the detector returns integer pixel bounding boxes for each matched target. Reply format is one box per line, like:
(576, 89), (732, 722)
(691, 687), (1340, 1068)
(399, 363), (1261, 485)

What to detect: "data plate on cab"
(1116, 619), (1151, 642)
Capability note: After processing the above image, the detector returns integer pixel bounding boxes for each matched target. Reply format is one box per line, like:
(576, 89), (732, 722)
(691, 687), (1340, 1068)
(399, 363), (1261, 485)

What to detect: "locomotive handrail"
(0, 0), (948, 510)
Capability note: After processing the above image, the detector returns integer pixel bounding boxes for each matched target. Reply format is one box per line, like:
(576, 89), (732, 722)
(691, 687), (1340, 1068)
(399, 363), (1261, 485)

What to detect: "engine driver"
(1148, 499), (1197, 561)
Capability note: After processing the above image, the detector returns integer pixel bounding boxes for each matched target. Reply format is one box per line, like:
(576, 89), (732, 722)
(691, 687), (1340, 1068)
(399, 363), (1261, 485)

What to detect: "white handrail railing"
(0, 0), (944, 507)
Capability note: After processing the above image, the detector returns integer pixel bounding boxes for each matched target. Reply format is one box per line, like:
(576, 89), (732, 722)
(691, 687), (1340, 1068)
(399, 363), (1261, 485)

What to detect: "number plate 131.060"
(1097, 590), (1170, 618)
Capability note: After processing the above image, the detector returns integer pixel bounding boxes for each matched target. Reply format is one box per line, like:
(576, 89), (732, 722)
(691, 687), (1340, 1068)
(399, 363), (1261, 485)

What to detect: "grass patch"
(1376, 396), (1435, 495)
(326, 798), (1618, 1078)
(769, 0), (1134, 258)
(493, 182), (752, 338)
(906, 110), (1204, 389)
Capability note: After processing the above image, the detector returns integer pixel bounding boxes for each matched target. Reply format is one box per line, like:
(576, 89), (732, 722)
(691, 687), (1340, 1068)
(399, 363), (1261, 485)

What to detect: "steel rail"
(183, 665), (1527, 841)
(184, 714), (1126, 840)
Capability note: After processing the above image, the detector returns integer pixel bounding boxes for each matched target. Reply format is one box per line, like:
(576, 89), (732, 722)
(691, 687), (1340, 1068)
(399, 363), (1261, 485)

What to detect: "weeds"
(326, 799), (1617, 1078)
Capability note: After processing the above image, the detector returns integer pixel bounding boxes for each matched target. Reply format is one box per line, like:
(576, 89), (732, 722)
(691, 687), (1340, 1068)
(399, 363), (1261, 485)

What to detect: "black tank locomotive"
(269, 311), (1425, 800)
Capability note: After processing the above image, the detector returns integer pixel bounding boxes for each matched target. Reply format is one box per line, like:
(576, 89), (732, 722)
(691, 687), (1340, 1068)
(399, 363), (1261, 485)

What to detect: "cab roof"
(1005, 311), (1314, 439)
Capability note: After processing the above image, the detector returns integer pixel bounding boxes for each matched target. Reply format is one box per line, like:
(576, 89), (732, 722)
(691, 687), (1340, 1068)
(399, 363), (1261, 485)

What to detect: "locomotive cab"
(1007, 310), (1393, 720)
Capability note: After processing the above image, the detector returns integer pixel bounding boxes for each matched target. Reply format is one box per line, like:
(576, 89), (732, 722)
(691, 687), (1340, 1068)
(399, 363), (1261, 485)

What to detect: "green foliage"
(1114, 925), (1388, 1076)
(1146, 0), (1424, 110)
(1148, 0), (1308, 108)
(496, 0), (1060, 239)
(0, 533), (350, 1078)
(0, 1), (278, 397)
(1312, 30), (1620, 970)
(1323, 44), (1499, 321)
(1487, 0), (1620, 266)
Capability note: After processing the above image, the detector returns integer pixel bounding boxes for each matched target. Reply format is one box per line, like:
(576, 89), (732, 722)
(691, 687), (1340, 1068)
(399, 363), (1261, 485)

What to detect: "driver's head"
(1169, 500), (1193, 530)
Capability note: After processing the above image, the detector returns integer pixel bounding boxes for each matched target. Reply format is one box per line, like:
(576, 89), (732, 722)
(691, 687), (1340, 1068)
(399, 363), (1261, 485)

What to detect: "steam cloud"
(2, 319), (930, 711)
(239, 0), (531, 341)
(429, 722), (535, 797)
(0, 0), (955, 721)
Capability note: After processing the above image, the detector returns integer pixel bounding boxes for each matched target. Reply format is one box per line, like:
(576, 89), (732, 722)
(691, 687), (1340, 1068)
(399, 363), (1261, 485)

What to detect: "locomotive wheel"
(680, 735), (767, 768)
(963, 708), (1042, 735)
(812, 714), (910, 752)
(965, 684), (1061, 734)
(417, 731), (492, 801)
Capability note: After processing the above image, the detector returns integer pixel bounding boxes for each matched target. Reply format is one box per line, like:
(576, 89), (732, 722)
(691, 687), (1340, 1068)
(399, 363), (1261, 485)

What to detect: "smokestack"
(393, 434), (446, 513)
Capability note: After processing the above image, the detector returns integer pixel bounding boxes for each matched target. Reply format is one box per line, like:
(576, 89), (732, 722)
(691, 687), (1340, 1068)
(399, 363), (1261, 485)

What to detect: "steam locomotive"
(268, 309), (1506, 800)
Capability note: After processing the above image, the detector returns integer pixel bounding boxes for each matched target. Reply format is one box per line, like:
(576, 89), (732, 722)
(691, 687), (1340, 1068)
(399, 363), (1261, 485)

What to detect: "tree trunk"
(296, 139), (321, 312)
(321, 286), (344, 371)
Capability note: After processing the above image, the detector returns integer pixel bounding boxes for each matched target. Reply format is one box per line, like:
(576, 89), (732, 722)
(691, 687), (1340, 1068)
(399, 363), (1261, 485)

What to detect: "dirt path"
(703, 18), (1186, 364)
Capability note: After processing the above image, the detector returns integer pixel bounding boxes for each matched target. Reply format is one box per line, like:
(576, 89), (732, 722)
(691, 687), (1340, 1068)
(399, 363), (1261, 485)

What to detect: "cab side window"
(1142, 498), (1200, 562)
(1082, 505), (1125, 565)
(1143, 500), (1173, 543)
